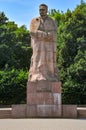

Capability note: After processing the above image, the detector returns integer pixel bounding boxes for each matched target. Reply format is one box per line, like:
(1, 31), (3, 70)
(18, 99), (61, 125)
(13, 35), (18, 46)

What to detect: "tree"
(0, 69), (28, 104)
(57, 2), (86, 104)
(0, 12), (8, 25)
(0, 12), (31, 104)
(0, 12), (31, 70)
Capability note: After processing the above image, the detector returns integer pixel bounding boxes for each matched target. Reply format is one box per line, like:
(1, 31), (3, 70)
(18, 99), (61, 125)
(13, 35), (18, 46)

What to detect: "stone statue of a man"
(29, 4), (58, 81)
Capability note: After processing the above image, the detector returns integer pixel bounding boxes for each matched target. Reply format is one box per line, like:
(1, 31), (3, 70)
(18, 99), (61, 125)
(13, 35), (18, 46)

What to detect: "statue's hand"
(30, 32), (37, 37)
(30, 30), (43, 38)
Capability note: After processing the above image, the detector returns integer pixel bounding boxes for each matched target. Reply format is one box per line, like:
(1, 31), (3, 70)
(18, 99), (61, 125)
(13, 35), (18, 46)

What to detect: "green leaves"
(55, 2), (86, 104)
(0, 12), (8, 25)
(0, 12), (31, 70)
(0, 12), (31, 104)
(0, 69), (28, 105)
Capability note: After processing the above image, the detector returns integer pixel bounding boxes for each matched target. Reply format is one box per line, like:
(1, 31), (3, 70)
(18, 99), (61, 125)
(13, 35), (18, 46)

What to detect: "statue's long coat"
(29, 16), (58, 81)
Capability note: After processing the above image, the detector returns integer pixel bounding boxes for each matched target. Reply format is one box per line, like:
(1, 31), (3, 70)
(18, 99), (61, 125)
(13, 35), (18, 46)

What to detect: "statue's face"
(39, 6), (47, 17)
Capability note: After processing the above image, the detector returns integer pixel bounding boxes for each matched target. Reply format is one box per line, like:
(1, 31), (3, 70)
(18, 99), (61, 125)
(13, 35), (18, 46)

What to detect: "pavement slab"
(0, 118), (86, 130)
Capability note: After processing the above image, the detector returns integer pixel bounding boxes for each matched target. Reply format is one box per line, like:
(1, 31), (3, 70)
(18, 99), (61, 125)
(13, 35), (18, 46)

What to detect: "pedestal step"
(0, 105), (82, 118)
(12, 104), (62, 118)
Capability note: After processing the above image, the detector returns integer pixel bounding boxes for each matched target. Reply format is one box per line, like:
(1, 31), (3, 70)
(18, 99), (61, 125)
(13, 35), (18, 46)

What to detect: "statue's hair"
(39, 4), (48, 10)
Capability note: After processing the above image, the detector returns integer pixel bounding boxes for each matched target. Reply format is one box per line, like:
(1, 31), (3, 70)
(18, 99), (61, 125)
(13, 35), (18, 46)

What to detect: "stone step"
(77, 107), (86, 118)
(0, 108), (12, 118)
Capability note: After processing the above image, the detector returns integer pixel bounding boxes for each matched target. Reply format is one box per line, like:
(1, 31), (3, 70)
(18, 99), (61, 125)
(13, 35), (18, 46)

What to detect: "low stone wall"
(62, 105), (77, 118)
(77, 107), (86, 118)
(0, 108), (12, 118)
(0, 105), (86, 119)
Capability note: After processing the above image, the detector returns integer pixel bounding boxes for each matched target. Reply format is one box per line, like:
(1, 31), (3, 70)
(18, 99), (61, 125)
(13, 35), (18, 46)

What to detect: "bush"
(0, 69), (28, 105)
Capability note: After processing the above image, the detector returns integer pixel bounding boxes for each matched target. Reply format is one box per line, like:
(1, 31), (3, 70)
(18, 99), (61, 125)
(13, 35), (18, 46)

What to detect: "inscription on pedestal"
(37, 81), (51, 92)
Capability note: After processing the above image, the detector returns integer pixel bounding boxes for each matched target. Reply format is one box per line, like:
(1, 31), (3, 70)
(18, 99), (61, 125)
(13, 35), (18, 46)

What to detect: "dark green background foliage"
(0, 69), (28, 104)
(0, 1), (86, 105)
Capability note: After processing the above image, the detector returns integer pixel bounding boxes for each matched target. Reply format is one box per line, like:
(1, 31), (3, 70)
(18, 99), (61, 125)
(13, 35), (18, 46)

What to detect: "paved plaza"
(0, 118), (86, 130)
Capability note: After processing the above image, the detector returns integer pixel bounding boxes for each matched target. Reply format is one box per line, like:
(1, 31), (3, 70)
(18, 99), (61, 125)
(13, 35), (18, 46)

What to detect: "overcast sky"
(0, 0), (85, 29)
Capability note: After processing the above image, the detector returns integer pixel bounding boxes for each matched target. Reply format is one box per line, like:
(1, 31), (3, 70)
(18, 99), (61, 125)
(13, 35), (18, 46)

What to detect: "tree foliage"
(0, 12), (31, 104)
(0, 12), (31, 70)
(55, 2), (86, 104)
(0, 69), (28, 104)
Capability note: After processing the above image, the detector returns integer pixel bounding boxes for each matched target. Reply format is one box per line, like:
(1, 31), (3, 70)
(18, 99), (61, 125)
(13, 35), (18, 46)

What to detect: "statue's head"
(39, 4), (48, 18)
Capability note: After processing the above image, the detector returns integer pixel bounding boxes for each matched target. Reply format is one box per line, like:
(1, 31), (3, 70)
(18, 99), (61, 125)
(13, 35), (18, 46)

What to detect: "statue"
(29, 4), (58, 82)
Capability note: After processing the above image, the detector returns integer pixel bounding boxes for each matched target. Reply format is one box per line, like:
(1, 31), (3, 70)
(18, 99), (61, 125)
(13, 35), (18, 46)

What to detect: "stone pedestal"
(27, 80), (62, 117)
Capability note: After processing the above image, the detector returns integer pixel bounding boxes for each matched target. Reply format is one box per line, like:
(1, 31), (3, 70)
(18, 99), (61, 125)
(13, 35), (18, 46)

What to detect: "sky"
(0, 0), (85, 29)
